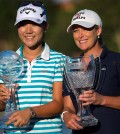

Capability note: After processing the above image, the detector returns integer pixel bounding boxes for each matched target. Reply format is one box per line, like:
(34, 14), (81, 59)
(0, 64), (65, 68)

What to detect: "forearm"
(80, 91), (120, 110)
(63, 106), (76, 114)
(63, 96), (76, 114)
(32, 100), (63, 118)
(62, 96), (82, 130)
(100, 96), (120, 109)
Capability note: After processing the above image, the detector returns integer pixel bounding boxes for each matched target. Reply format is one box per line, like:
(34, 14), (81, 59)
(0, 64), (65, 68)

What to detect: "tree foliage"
(0, 0), (119, 55)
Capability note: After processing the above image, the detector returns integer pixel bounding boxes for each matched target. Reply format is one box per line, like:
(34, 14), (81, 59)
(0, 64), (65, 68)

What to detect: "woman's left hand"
(79, 89), (103, 106)
(5, 108), (31, 127)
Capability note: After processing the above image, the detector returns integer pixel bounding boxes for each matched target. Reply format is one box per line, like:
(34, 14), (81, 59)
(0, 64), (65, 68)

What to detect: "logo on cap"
(14, 3), (47, 25)
(20, 7), (36, 14)
(73, 11), (85, 21)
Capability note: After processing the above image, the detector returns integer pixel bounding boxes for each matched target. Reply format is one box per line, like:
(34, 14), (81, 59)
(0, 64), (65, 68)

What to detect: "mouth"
(24, 36), (36, 42)
(79, 39), (88, 44)
(25, 36), (34, 39)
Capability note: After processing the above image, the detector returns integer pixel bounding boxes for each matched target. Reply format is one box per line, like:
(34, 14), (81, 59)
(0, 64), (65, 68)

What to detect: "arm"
(6, 81), (64, 127)
(32, 81), (64, 117)
(0, 101), (5, 111)
(62, 96), (83, 130)
(79, 90), (120, 109)
(100, 96), (120, 109)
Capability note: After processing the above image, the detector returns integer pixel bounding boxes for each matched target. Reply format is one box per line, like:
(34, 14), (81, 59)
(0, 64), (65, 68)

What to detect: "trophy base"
(78, 115), (98, 127)
(0, 111), (28, 132)
(0, 111), (14, 129)
(0, 111), (17, 132)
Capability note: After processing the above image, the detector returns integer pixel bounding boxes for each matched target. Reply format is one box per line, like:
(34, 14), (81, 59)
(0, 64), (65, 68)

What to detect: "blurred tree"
(0, 0), (119, 56)
(46, 0), (120, 56)
(0, 0), (19, 50)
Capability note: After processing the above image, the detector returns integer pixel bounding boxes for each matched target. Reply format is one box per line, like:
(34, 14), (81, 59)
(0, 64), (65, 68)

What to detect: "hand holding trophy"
(64, 55), (99, 127)
(0, 50), (24, 131)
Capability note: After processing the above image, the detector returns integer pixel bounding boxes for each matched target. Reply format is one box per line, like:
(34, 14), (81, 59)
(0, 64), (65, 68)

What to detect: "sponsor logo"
(20, 7), (36, 14)
(73, 11), (85, 21)
(40, 11), (45, 17)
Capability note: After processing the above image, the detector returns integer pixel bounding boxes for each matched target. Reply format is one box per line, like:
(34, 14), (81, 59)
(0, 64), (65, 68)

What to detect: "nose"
(78, 28), (84, 38)
(25, 24), (33, 34)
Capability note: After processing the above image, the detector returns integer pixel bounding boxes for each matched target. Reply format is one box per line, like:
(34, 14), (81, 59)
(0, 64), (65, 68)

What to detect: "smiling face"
(17, 20), (47, 49)
(72, 25), (102, 53)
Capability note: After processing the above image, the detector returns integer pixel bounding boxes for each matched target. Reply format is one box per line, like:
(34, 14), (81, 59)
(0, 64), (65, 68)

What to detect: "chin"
(78, 47), (88, 51)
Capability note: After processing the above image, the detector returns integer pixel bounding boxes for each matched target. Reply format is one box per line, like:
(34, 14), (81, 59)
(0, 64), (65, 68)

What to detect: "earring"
(98, 35), (100, 38)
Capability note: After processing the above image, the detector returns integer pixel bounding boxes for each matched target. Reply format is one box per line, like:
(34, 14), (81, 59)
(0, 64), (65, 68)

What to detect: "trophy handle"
(5, 83), (17, 112)
(10, 86), (17, 110)
(76, 99), (82, 117)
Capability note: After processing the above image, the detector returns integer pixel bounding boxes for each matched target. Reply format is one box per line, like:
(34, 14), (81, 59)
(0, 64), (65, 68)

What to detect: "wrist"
(61, 111), (69, 122)
(29, 107), (36, 118)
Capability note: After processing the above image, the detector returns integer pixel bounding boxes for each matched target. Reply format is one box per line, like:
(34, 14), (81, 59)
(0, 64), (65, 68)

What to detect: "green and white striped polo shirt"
(7, 43), (66, 134)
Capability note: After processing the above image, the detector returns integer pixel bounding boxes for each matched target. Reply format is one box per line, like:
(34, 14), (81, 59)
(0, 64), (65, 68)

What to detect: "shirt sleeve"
(54, 55), (66, 82)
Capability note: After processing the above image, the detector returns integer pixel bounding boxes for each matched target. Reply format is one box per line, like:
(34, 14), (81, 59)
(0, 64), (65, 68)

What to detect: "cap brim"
(14, 17), (43, 26)
(67, 21), (95, 33)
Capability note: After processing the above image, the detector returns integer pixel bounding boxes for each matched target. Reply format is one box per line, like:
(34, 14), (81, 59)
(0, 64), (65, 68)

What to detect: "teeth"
(80, 40), (86, 43)
(26, 37), (33, 39)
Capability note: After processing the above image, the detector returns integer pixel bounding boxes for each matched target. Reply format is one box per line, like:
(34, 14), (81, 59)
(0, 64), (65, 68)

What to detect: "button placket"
(27, 62), (32, 83)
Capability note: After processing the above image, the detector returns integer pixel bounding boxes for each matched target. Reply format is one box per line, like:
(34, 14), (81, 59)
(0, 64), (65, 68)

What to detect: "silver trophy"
(64, 55), (98, 127)
(0, 50), (24, 131)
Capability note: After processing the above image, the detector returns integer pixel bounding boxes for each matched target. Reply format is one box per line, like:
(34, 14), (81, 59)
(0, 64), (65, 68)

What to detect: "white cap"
(14, 3), (47, 25)
(67, 9), (102, 32)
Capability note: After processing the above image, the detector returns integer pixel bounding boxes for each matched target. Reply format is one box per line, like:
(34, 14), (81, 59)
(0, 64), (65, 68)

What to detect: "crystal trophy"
(64, 55), (98, 127)
(0, 50), (24, 131)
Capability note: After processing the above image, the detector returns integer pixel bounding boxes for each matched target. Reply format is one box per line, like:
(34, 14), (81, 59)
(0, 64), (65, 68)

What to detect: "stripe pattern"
(6, 43), (66, 134)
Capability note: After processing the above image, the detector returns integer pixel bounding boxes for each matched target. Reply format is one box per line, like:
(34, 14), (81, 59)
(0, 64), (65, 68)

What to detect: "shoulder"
(45, 43), (66, 58)
(16, 45), (23, 56)
(50, 49), (66, 59)
(108, 49), (120, 60)
(102, 46), (120, 60)
(105, 49), (120, 70)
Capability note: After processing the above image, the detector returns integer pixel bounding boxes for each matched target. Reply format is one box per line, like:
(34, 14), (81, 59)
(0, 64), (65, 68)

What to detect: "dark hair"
(98, 34), (104, 47)
(95, 25), (104, 47)
(16, 20), (47, 29)
(19, 0), (44, 8)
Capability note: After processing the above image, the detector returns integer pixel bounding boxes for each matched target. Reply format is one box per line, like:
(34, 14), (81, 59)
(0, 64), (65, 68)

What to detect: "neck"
(23, 45), (43, 62)
(84, 44), (103, 58)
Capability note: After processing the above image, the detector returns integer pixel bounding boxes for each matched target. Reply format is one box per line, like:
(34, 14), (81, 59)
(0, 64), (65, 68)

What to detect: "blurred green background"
(0, 0), (120, 56)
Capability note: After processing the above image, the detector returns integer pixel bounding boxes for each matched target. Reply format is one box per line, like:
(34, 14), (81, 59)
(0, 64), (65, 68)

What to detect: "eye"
(73, 28), (79, 33)
(17, 21), (28, 28)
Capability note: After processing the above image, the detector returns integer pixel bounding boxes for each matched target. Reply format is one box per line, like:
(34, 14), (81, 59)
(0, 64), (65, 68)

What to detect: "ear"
(46, 23), (49, 30)
(97, 26), (102, 36)
(43, 23), (49, 31)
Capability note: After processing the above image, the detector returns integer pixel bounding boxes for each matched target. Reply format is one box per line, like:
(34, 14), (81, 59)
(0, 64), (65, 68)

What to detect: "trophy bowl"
(0, 50), (24, 131)
(64, 55), (98, 127)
